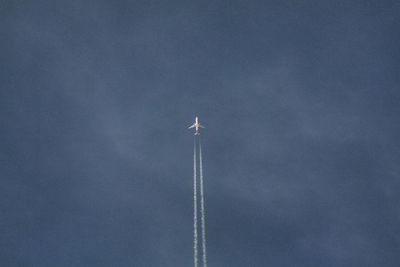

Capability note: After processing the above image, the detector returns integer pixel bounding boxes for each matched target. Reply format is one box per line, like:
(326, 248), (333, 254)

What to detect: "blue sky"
(1, 1), (400, 266)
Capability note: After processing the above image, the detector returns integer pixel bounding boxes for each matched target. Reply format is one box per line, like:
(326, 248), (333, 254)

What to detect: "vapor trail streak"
(193, 138), (199, 267)
(199, 139), (208, 267)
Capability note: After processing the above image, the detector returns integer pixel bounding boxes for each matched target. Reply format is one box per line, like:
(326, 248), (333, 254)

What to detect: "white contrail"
(199, 138), (208, 267)
(193, 138), (199, 267)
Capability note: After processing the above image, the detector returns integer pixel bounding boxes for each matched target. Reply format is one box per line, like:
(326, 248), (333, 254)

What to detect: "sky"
(1, 1), (400, 266)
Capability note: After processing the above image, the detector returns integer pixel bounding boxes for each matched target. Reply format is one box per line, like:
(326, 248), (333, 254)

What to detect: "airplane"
(188, 116), (205, 135)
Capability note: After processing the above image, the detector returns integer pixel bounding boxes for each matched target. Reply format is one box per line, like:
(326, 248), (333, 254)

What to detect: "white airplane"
(188, 116), (205, 135)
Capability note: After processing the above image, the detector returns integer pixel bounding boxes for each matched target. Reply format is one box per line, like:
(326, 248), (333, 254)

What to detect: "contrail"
(199, 138), (208, 267)
(193, 138), (199, 267)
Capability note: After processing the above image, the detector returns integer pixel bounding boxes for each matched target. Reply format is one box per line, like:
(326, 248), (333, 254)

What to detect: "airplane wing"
(199, 124), (205, 128)
(188, 125), (195, 129)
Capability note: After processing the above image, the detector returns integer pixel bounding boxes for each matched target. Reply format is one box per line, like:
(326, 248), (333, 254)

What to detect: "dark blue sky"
(1, 1), (400, 266)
